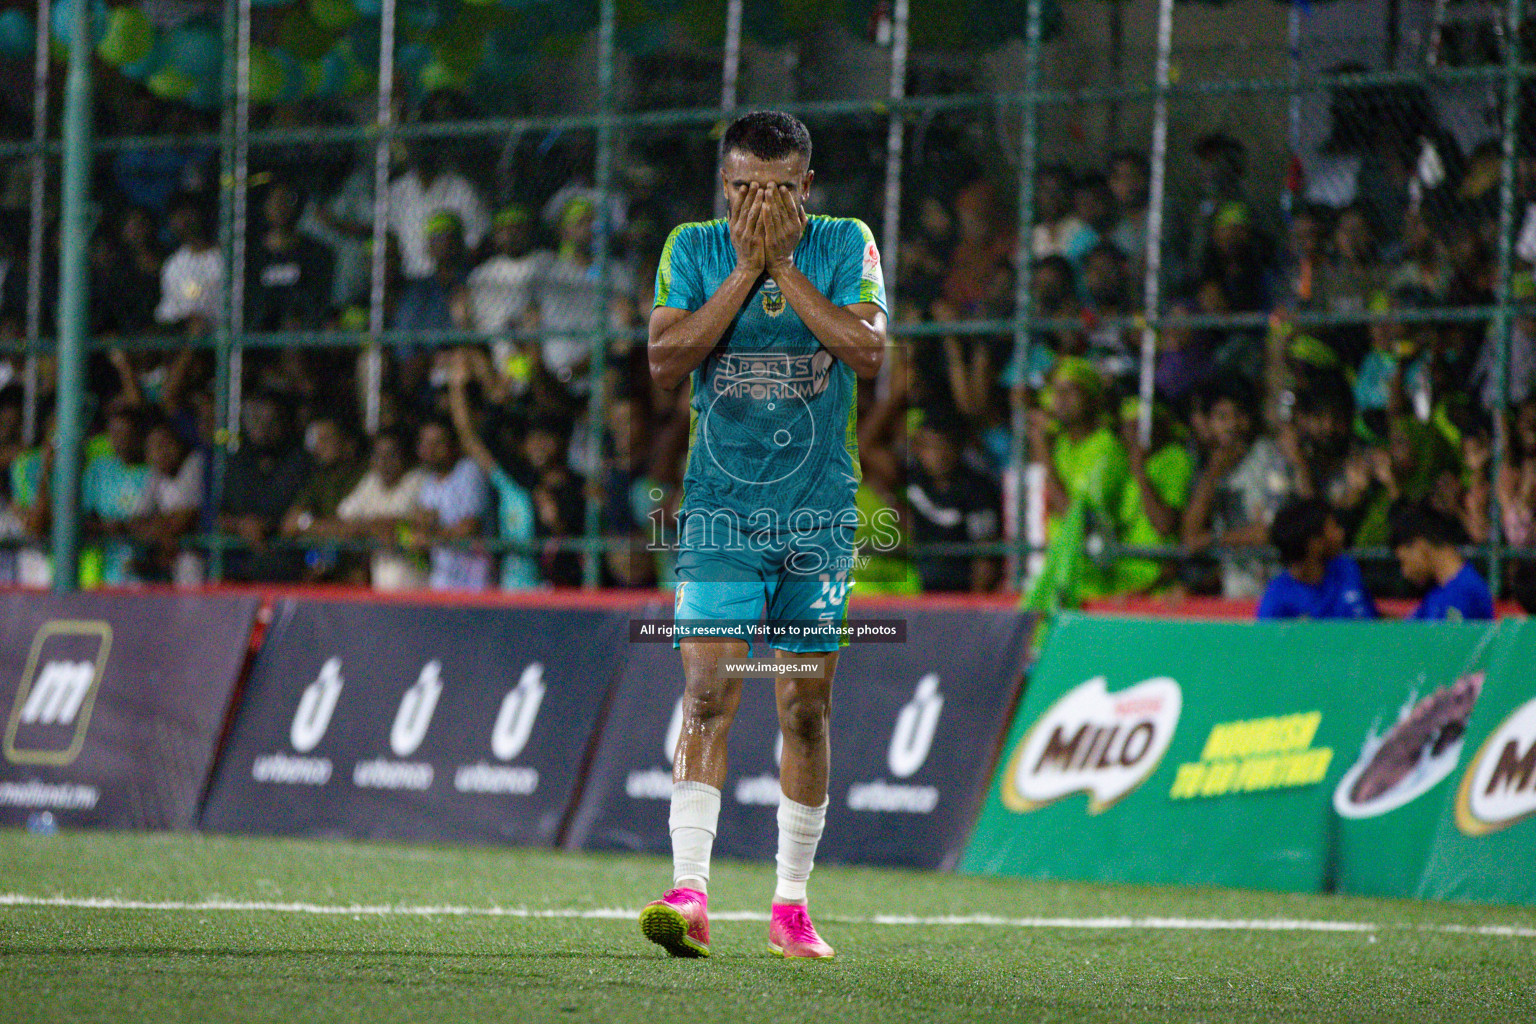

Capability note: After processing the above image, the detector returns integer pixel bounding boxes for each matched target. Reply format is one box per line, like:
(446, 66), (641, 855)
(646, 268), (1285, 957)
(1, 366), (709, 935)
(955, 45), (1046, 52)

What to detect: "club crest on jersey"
(761, 281), (786, 317)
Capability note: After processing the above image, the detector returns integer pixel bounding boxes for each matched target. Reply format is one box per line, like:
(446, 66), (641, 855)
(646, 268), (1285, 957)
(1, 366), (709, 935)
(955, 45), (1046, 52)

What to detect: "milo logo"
(1001, 676), (1182, 815)
(1457, 694), (1536, 836)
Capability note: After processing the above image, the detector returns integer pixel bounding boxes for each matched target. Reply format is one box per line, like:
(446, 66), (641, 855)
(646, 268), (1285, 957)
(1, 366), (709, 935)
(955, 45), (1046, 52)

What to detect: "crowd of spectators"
(0, 79), (1534, 611)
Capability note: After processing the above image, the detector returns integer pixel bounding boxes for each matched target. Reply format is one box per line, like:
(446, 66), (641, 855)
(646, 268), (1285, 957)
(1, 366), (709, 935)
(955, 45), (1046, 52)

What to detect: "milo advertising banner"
(962, 614), (1536, 901)
(1416, 619), (1536, 904)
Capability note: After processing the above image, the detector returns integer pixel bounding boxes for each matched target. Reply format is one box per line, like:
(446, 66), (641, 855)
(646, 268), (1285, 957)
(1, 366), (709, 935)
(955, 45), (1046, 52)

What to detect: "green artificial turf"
(1, 830), (1533, 1023)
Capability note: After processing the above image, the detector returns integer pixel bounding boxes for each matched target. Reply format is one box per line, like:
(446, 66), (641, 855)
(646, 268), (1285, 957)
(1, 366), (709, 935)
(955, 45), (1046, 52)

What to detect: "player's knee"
(682, 682), (736, 726)
(778, 682), (831, 742)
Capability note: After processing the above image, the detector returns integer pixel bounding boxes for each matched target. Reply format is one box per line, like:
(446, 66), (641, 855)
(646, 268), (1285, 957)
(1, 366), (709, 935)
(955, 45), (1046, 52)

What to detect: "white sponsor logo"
(19, 662), (96, 727)
(1457, 695), (1536, 836)
(735, 729), (783, 806)
(252, 753), (332, 786)
(1003, 676), (1182, 814)
(352, 758), (434, 791)
(845, 674), (945, 815)
(735, 773), (781, 806)
(455, 763), (539, 795)
(712, 351), (832, 401)
(0, 780), (99, 809)
(491, 663), (546, 762)
(625, 767), (672, 800)
(625, 696), (686, 801)
(390, 661), (443, 759)
(664, 695), (685, 765)
(847, 779), (938, 813)
(291, 658), (344, 754)
(889, 674), (943, 779)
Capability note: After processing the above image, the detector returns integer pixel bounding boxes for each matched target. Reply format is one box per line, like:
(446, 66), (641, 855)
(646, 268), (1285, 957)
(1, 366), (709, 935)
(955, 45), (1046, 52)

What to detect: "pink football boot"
(768, 902), (835, 960)
(639, 887), (711, 958)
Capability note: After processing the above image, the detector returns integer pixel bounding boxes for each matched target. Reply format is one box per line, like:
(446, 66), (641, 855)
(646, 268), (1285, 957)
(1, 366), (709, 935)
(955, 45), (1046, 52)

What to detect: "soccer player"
(1391, 502), (1495, 621)
(638, 111), (887, 960)
(1257, 497), (1377, 619)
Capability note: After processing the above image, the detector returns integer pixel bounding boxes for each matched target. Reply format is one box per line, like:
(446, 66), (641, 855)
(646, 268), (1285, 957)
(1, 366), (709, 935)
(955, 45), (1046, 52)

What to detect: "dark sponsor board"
(566, 608), (1033, 870)
(0, 591), (259, 829)
(200, 599), (626, 845)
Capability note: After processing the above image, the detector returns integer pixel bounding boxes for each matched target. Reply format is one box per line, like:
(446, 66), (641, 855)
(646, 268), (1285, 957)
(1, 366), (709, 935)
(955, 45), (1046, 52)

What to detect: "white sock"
(669, 780), (720, 891)
(773, 793), (828, 903)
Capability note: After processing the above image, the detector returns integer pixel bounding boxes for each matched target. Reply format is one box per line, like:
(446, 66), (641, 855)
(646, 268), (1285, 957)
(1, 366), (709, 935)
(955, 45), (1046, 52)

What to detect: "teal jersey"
(654, 214), (887, 526)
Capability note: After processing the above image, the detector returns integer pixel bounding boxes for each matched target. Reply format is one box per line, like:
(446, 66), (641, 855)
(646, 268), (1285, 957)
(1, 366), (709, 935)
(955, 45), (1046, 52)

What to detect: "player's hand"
(762, 185), (807, 274)
(730, 183), (766, 274)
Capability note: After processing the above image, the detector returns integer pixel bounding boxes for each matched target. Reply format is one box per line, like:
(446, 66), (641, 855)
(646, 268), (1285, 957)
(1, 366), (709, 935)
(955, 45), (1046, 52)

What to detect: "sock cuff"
(776, 793), (829, 834)
(670, 780), (722, 837)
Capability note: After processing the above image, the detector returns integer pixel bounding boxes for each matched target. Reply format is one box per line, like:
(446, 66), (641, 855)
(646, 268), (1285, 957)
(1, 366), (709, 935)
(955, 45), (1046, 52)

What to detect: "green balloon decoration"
(280, 7), (340, 61)
(249, 47), (283, 104)
(51, 0), (107, 50)
(146, 65), (195, 101)
(310, 0), (360, 31)
(0, 10), (35, 60)
(121, 32), (169, 82)
(419, 58), (469, 94)
(96, 6), (154, 68)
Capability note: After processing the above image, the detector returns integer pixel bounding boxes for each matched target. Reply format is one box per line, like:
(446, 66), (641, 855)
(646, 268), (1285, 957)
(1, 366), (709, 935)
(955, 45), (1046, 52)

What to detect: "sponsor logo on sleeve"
(862, 240), (882, 287)
(4, 621), (112, 767)
(1456, 694), (1536, 836)
(1001, 676), (1181, 814)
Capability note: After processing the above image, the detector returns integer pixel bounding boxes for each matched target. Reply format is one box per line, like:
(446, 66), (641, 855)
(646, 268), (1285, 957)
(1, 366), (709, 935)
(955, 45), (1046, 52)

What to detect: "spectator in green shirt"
(1027, 357), (1130, 601)
(1114, 397), (1195, 595)
(75, 403), (151, 586)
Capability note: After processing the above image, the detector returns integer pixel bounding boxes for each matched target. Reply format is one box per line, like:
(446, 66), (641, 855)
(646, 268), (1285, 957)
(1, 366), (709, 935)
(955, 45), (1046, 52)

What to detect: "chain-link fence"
(1, 0), (1534, 609)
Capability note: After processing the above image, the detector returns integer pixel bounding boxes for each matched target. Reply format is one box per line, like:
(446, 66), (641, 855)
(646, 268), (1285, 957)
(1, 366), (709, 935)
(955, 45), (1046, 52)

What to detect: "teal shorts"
(673, 514), (854, 654)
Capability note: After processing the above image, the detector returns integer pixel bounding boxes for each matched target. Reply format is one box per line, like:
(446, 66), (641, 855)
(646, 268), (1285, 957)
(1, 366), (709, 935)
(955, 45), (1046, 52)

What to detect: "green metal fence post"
(583, 0), (619, 589)
(50, 0), (94, 593)
(22, 0), (52, 449)
(1008, 0), (1044, 590)
(1489, 0), (1524, 598)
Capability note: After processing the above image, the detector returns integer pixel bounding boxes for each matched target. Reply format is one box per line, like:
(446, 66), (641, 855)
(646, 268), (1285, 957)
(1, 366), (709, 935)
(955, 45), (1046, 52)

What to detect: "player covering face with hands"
(640, 111), (888, 960)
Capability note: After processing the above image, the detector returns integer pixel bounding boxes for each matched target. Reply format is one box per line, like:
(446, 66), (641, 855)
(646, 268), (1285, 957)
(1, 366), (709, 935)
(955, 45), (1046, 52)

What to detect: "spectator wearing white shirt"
(387, 149), (489, 281)
(129, 415), (204, 586)
(528, 198), (635, 393)
(412, 418), (490, 590)
(155, 193), (222, 336)
(333, 429), (429, 591)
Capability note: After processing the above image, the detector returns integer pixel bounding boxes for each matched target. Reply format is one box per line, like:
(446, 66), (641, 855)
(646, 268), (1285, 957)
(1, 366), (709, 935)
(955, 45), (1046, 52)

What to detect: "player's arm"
(648, 187), (768, 390)
(762, 189), (886, 379)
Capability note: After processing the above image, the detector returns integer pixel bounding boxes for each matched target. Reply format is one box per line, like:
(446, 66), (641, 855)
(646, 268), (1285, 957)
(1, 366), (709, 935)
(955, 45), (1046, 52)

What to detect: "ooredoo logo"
(1001, 676), (1181, 815)
(1456, 694), (1536, 836)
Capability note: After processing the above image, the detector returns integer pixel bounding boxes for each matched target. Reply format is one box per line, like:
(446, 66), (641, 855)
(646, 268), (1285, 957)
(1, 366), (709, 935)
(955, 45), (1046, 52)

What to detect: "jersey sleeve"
(654, 224), (705, 312)
(829, 219), (888, 313)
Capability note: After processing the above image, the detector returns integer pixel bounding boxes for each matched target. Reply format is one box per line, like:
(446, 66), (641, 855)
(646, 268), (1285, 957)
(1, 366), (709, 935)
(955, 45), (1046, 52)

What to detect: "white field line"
(0, 893), (1533, 939)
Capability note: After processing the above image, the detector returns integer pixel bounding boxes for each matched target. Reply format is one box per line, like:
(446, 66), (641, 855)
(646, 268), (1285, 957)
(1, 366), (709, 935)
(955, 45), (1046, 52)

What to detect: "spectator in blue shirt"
(1258, 497), (1378, 619)
(1391, 502), (1496, 621)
